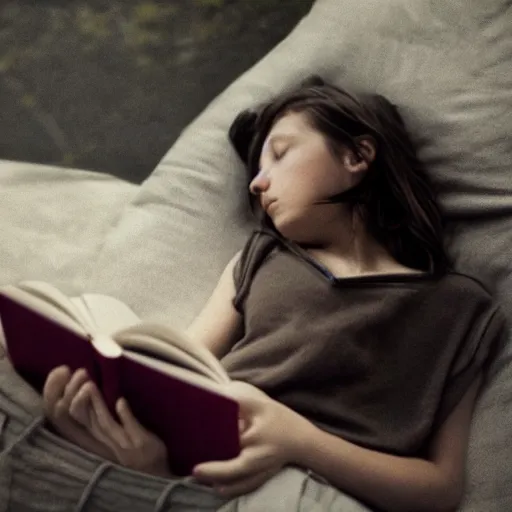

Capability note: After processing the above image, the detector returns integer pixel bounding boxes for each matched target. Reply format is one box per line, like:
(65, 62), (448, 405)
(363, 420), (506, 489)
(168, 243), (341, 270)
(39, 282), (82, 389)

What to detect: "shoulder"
(238, 228), (283, 263)
(432, 271), (507, 327)
(232, 228), (283, 289)
(435, 271), (495, 301)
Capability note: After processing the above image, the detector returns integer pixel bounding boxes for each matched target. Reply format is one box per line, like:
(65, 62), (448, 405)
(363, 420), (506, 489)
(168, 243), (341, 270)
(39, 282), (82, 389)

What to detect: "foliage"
(0, 0), (313, 178)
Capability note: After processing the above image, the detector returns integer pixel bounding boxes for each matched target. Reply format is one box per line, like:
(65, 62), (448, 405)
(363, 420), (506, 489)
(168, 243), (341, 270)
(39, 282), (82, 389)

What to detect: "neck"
(299, 210), (399, 275)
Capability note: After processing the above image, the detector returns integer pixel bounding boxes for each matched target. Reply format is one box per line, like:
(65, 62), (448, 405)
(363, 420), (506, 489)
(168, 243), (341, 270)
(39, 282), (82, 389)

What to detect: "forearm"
(293, 423), (459, 512)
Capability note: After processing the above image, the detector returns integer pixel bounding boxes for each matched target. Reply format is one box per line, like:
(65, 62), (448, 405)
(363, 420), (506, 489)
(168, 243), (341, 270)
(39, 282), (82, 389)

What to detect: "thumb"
(227, 381), (267, 415)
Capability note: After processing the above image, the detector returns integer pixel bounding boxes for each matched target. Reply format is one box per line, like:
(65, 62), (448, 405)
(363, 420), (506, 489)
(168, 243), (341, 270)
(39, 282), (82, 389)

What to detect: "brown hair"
(229, 76), (451, 276)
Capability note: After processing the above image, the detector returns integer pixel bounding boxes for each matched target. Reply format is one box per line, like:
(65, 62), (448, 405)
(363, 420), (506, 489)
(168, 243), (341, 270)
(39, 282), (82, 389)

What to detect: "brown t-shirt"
(221, 228), (507, 457)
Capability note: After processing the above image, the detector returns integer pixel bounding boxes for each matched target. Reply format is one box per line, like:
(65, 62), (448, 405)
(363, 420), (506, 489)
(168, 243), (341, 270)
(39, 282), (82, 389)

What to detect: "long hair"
(229, 76), (451, 276)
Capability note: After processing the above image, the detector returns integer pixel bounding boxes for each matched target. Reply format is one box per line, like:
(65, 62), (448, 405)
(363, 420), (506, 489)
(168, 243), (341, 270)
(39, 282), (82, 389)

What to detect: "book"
(0, 281), (240, 476)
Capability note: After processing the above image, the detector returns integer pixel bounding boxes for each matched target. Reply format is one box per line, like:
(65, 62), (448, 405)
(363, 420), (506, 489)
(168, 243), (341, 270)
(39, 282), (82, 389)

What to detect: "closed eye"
(273, 146), (288, 161)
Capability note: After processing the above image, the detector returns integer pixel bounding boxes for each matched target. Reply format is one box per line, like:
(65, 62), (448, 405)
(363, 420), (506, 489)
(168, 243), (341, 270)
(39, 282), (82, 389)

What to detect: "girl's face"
(250, 111), (359, 244)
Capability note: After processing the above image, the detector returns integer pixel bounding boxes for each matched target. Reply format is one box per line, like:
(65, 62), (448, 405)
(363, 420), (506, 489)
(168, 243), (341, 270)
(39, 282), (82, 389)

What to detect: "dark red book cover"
(0, 293), (240, 476)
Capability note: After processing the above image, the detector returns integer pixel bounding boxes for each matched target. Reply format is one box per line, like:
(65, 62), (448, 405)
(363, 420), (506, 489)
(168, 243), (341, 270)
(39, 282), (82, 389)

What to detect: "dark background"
(0, 0), (314, 183)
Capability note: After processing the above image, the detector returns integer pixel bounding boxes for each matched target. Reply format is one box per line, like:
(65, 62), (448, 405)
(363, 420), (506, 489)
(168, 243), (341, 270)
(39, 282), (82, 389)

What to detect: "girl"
(42, 76), (506, 512)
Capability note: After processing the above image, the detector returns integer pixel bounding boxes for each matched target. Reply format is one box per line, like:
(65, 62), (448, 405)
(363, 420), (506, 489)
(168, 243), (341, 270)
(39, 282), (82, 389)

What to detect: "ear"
(342, 135), (377, 174)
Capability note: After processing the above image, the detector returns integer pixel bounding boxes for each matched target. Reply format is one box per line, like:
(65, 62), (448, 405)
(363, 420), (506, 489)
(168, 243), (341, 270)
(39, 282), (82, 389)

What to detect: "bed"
(0, 0), (511, 510)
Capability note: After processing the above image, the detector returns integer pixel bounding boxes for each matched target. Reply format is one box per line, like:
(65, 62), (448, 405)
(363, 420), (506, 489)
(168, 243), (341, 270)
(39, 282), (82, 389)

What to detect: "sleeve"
(434, 300), (509, 428)
(232, 252), (243, 294)
(231, 229), (278, 313)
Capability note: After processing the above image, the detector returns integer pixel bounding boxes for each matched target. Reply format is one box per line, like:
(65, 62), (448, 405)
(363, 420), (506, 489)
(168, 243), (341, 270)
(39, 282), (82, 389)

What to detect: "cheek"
(292, 151), (343, 194)
(291, 169), (341, 204)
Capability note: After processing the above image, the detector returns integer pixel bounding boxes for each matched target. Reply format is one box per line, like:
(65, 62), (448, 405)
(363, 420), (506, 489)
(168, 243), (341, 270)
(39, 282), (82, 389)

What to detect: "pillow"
(0, 160), (136, 294)
(88, 1), (512, 509)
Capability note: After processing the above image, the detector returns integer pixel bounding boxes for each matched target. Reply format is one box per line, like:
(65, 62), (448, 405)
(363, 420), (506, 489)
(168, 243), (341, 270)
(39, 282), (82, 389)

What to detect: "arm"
(186, 251), (244, 358)
(293, 375), (483, 512)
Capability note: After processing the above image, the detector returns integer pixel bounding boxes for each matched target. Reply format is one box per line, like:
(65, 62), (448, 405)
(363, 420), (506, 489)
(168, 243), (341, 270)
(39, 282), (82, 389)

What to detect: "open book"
(0, 281), (240, 476)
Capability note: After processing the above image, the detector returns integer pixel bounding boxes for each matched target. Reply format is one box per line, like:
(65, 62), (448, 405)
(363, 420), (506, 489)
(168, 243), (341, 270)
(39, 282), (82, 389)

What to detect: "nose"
(249, 168), (270, 196)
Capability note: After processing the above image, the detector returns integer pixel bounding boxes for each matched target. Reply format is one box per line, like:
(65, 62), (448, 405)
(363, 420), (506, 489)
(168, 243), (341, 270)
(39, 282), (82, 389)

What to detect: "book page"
(16, 281), (92, 331)
(114, 323), (230, 384)
(115, 331), (223, 382)
(123, 350), (230, 397)
(74, 294), (140, 336)
(0, 284), (87, 336)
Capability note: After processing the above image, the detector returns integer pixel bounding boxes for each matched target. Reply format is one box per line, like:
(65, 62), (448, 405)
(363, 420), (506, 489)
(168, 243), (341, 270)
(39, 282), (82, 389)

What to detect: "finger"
(59, 415), (116, 461)
(115, 398), (147, 442)
(194, 449), (266, 484)
(228, 382), (264, 410)
(43, 366), (71, 413)
(68, 380), (95, 427)
(238, 417), (248, 434)
(88, 382), (130, 449)
(227, 381), (269, 421)
(48, 387), (117, 460)
(87, 398), (146, 467)
(215, 467), (279, 499)
(71, 382), (128, 457)
(87, 400), (125, 456)
(56, 369), (91, 425)
(61, 369), (90, 408)
(239, 427), (258, 449)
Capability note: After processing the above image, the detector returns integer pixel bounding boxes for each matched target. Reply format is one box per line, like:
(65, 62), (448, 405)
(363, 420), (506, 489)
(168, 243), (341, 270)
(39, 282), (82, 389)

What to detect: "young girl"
(42, 76), (506, 512)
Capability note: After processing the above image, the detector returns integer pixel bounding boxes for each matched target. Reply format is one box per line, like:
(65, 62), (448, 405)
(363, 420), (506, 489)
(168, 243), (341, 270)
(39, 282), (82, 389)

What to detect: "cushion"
(0, 160), (137, 295)
(88, 0), (512, 509)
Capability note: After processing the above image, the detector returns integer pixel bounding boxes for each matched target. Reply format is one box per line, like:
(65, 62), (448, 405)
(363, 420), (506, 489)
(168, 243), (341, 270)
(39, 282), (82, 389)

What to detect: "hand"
(44, 366), (172, 477)
(192, 381), (312, 498)
(43, 366), (116, 461)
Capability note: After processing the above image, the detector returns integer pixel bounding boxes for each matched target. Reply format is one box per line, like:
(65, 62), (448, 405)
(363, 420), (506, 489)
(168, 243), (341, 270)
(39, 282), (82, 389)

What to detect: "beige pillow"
(0, 160), (136, 294)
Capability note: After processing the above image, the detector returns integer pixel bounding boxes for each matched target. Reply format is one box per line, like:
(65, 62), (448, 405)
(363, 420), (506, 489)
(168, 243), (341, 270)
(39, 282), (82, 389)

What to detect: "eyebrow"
(261, 134), (296, 155)
(268, 134), (296, 144)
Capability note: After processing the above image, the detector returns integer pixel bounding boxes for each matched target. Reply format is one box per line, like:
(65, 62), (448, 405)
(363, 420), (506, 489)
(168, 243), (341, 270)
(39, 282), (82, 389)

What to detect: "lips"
(262, 198), (276, 212)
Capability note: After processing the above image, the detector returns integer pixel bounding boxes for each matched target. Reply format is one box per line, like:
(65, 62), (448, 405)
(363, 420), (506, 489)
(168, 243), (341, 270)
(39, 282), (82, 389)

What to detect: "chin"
(262, 207), (317, 243)
(270, 217), (312, 245)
